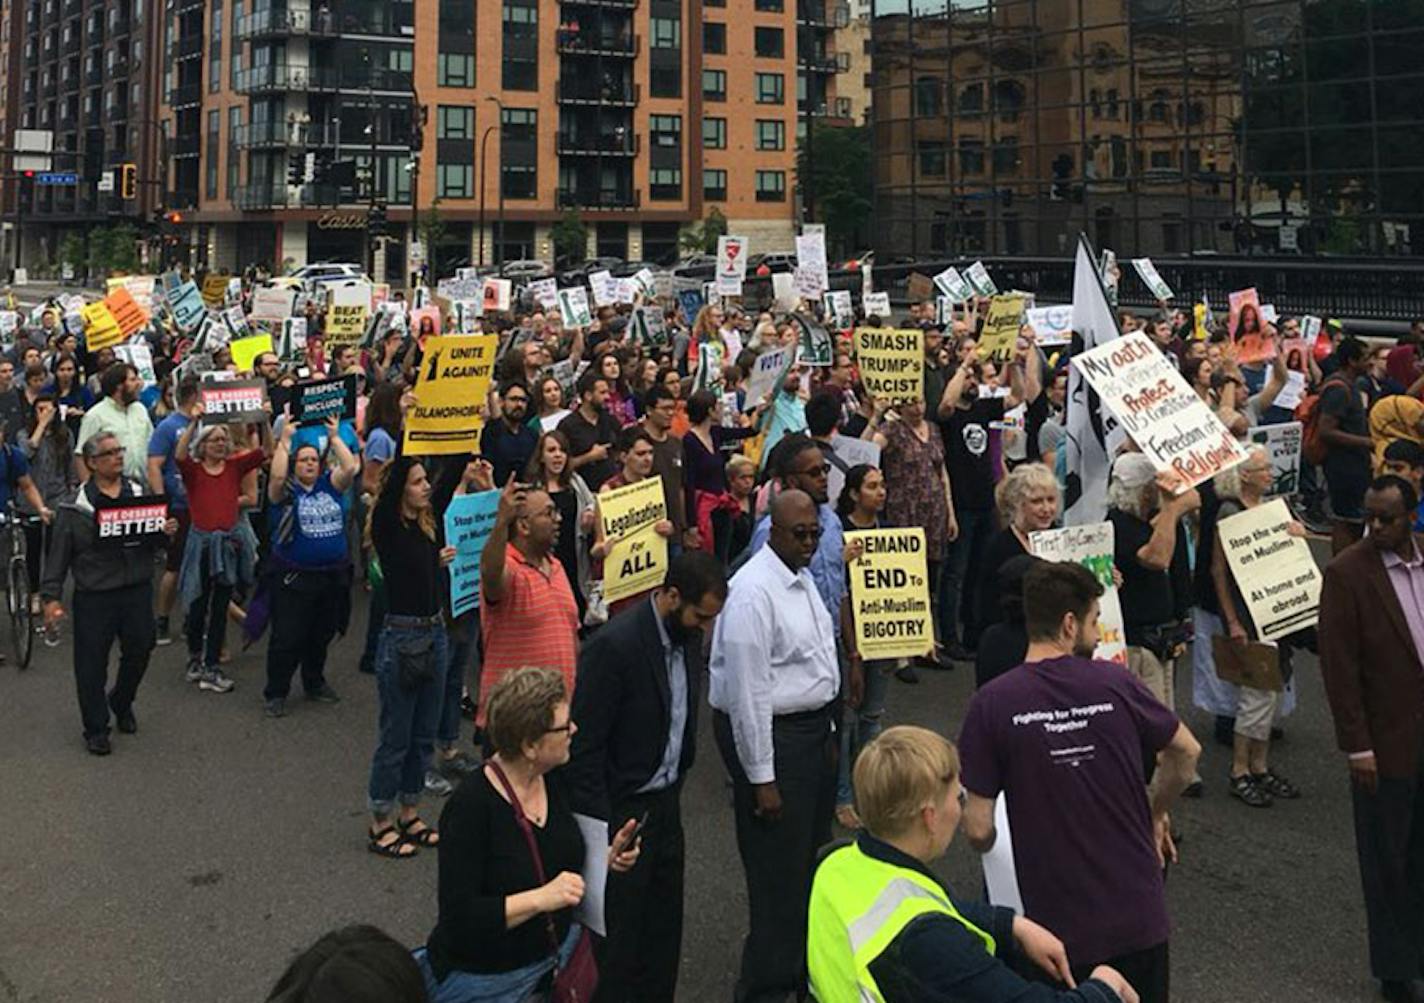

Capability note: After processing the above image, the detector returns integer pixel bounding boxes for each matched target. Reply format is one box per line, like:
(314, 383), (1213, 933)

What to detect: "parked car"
(749, 253), (797, 275)
(670, 254), (717, 279)
(291, 262), (367, 285)
(499, 259), (554, 280)
(612, 259), (663, 277)
(559, 256), (624, 284)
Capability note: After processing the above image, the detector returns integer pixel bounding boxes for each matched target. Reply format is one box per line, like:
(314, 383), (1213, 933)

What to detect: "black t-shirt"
(939, 397), (1005, 512)
(1023, 392), (1050, 463)
(1318, 378), (1371, 479)
(480, 420), (539, 488)
(1108, 507), (1191, 642)
(371, 510), (441, 617)
(558, 408), (621, 490)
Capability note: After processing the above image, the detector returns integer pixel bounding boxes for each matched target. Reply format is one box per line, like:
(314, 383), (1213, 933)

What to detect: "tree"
(797, 123), (872, 258)
(551, 208), (587, 267)
(88, 224), (140, 276)
(677, 208), (730, 255)
(58, 233), (85, 279)
(416, 198), (446, 276)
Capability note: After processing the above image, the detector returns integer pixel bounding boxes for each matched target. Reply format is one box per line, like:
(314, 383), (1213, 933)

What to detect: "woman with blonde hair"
(976, 462), (1060, 633)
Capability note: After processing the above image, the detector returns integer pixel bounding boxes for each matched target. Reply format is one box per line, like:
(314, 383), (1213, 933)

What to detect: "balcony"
(562, 0), (639, 7)
(62, 33), (79, 54)
(557, 132), (639, 157)
(235, 7), (338, 41)
(234, 63), (316, 94)
(556, 79), (639, 106)
(557, 187), (640, 210)
(233, 120), (294, 149)
(233, 181), (361, 210)
(796, 1), (851, 26)
(84, 64), (100, 85)
(797, 52), (849, 73)
(110, 14), (130, 35)
(105, 103), (128, 122)
(167, 82), (201, 107)
(171, 33), (203, 59)
(172, 133), (201, 156)
(557, 33), (640, 57)
(110, 57), (129, 77)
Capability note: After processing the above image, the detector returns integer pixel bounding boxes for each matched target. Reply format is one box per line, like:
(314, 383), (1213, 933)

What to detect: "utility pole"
(478, 124), (495, 268)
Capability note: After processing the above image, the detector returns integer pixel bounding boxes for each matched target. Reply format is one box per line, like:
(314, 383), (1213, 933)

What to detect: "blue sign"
(444, 490), (501, 617)
(35, 172), (78, 185)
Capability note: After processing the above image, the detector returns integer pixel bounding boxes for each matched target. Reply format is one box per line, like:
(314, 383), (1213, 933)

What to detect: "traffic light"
(166, 211), (183, 225)
(120, 162), (137, 200)
(368, 202), (388, 238)
(287, 149), (305, 187)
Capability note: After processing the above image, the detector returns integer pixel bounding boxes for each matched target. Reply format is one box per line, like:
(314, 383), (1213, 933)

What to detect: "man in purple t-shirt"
(957, 560), (1201, 1003)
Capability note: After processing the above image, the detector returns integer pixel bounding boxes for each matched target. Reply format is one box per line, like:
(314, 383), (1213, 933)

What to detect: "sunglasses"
(780, 525), (823, 542)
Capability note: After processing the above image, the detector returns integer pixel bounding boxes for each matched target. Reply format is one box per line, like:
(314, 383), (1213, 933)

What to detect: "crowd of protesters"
(7, 259), (1423, 1003)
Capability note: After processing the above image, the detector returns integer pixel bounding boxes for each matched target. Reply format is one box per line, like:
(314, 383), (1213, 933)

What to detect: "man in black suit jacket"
(568, 551), (728, 1002)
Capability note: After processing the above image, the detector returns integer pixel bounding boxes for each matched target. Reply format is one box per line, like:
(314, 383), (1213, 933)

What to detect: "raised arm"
(325, 417), (360, 492)
(479, 475), (525, 604)
(267, 420), (296, 504)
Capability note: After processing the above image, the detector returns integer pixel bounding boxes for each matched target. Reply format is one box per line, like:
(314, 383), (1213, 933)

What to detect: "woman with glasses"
(415, 667), (639, 1001)
(19, 392), (73, 632)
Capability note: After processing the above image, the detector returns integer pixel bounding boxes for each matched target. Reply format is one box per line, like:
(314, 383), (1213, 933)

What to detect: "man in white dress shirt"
(710, 488), (841, 1003)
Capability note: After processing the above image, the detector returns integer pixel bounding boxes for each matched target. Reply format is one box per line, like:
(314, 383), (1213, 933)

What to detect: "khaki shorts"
(1126, 645), (1175, 712)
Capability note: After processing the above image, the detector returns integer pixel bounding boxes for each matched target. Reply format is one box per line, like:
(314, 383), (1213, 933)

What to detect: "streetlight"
(476, 95), (504, 268)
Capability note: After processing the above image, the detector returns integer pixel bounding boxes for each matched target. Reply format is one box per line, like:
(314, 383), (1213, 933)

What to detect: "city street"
(0, 569), (1383, 1003)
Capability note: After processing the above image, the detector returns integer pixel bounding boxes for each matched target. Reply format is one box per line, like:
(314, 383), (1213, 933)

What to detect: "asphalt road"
(0, 560), (1385, 1003)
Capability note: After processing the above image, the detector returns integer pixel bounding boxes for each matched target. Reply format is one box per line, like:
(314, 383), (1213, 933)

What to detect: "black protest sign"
(199, 378), (269, 424)
(290, 374), (358, 426)
(94, 494), (169, 548)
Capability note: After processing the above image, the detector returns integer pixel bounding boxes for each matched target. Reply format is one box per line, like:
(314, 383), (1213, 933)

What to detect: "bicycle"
(0, 504), (41, 669)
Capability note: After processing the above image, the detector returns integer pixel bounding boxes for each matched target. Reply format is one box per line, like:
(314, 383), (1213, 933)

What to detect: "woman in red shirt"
(175, 403), (272, 693)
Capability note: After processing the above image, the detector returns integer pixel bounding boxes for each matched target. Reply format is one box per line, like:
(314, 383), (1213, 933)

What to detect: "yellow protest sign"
(201, 274), (230, 307)
(82, 301), (124, 351)
(599, 477), (667, 604)
(979, 294), (1025, 363)
(1193, 302), (1210, 341)
(853, 328), (923, 404)
(230, 333), (274, 372)
(403, 334), (497, 454)
(845, 527), (934, 660)
(103, 286), (149, 337)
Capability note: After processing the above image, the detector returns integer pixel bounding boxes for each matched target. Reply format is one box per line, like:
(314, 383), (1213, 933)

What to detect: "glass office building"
(870, 0), (1424, 259)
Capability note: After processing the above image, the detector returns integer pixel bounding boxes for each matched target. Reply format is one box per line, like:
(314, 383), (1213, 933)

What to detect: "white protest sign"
(631, 268), (656, 297)
(1131, 258), (1174, 301)
(1071, 330), (1248, 491)
(481, 277), (513, 314)
(772, 272), (798, 313)
(115, 343), (156, 386)
(1273, 370), (1307, 412)
(1261, 303), (1279, 324)
(589, 270), (617, 307)
(614, 278), (638, 305)
(826, 290), (854, 329)
(250, 285), (299, 323)
(1300, 316), (1322, 342)
(863, 292), (891, 318)
(558, 287), (593, 328)
(1028, 522), (1127, 664)
(1218, 497), (1321, 641)
(933, 266), (973, 302)
(1246, 422), (1303, 499)
(1025, 304), (1073, 346)
(716, 235), (748, 296)
(528, 277), (559, 310)
(795, 231), (828, 296)
(965, 261), (997, 296)
(743, 345), (796, 410)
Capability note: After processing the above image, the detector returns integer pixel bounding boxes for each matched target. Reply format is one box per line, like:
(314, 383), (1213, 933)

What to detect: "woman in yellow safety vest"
(806, 726), (1140, 1003)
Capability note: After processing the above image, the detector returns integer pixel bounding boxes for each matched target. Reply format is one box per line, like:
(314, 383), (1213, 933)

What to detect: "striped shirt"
(478, 543), (580, 724)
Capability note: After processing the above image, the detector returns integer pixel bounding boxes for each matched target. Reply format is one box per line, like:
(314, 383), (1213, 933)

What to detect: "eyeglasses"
(94, 447), (126, 458)
(779, 525), (823, 542)
(796, 463), (832, 476)
(545, 722), (574, 735)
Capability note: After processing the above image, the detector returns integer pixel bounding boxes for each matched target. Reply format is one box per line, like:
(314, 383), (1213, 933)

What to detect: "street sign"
(35, 171), (77, 185)
(13, 129), (52, 172)
(97, 172), (115, 193)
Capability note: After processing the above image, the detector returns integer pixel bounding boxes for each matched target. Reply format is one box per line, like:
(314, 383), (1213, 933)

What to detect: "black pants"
(1069, 941), (1169, 1003)
(186, 566), (231, 667)
(714, 708), (836, 1003)
(1352, 759), (1424, 981)
(72, 584), (155, 738)
(22, 520), (49, 591)
(595, 785), (685, 1003)
(263, 572), (342, 700)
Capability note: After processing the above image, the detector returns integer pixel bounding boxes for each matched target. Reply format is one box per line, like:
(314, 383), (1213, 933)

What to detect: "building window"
(913, 76), (940, 117)
(437, 105), (474, 140)
(705, 0), (725, 7)
(754, 27), (783, 58)
(958, 137), (984, 174)
(703, 69), (726, 101)
(650, 167), (681, 200)
(755, 118), (784, 150)
(438, 164), (472, 198)
(993, 137), (1020, 174)
(205, 108), (219, 199)
(917, 140), (946, 176)
(703, 22), (725, 54)
(226, 105), (241, 196)
(500, 107), (537, 199)
(755, 72), (783, 103)
(209, 55), (221, 93)
(1149, 149), (1172, 170)
(703, 116), (726, 149)
(704, 168), (727, 201)
(957, 83), (982, 116)
(650, 114), (681, 148)
(438, 54), (475, 86)
(755, 0), (783, 10)
(651, 17), (680, 47)
(755, 170), (785, 201)
(501, 2), (537, 91)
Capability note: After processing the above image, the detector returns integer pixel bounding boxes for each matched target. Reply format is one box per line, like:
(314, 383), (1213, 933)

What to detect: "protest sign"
(1218, 497), (1322, 641)
(1275, 370), (1307, 412)
(1300, 315), (1322, 343)
(1261, 303), (1279, 325)
(529, 277), (559, 310)
(104, 287), (149, 338)
(862, 292), (891, 318)
(437, 275), (481, 302)
(826, 434), (880, 511)
(324, 281), (371, 346)
(221, 304), (251, 343)
(1228, 287), (1274, 363)
(631, 268), (656, 298)
(226, 277), (243, 306)
(278, 317), (307, 361)
(844, 528), (935, 660)
(230, 333), (274, 372)
(250, 285), (298, 324)
(693, 341), (727, 394)
(589, 270), (617, 307)
(82, 301), (124, 351)
(978, 295), (1025, 363)
(403, 334), (498, 454)
(1246, 422), (1303, 499)
(716, 235), (748, 296)
(1132, 258), (1174, 300)
(826, 290), (854, 329)
(905, 272), (935, 303)
(482, 277), (513, 314)
(115, 343), (157, 386)
(288, 375), (359, 426)
(453, 301), (482, 334)
(166, 279), (207, 332)
(861, 263), (874, 300)
(550, 358), (577, 396)
(677, 288), (704, 324)
(201, 274), (230, 307)
(1028, 523), (1128, 664)
(772, 272), (798, 313)
(94, 494), (169, 548)
(444, 490), (501, 617)
(611, 278), (636, 305)
(1025, 304), (1073, 346)
(965, 261), (997, 296)
(743, 345), (796, 410)
(200, 378), (269, 424)
(793, 267), (824, 301)
(0, 311), (15, 348)
(410, 306), (442, 339)
(853, 328), (922, 404)
(632, 306), (668, 348)
(558, 287), (593, 328)
(1281, 338), (1310, 374)
(1099, 249), (1120, 306)
(1193, 301), (1211, 341)
(934, 266), (973, 302)
(795, 231), (829, 296)
(599, 477), (667, 604)
(794, 314), (833, 366)
(1071, 329), (1247, 491)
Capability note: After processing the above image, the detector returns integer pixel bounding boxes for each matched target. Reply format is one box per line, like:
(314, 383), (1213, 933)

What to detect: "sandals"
(1252, 771), (1301, 800)
(398, 816), (440, 847)
(1228, 773), (1272, 808)
(368, 824), (419, 859)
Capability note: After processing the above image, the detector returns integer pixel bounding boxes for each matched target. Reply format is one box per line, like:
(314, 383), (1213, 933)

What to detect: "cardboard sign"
(631, 268), (657, 298)
(291, 375), (358, 426)
(82, 301), (124, 351)
(324, 281), (372, 346)
(410, 306), (442, 340)
(529, 277), (559, 310)
(1228, 287), (1274, 363)
(1071, 329), (1247, 491)
(934, 266), (972, 302)
(230, 333), (274, 372)
(403, 334), (498, 454)
(863, 292), (891, 318)
(200, 378), (268, 424)
(1025, 304), (1073, 346)
(1246, 422), (1303, 499)
(677, 288), (704, 324)
(965, 260), (997, 296)
(795, 231), (828, 297)
(715, 235), (748, 296)
(1132, 258), (1174, 301)
(978, 295), (1025, 364)
(1218, 497), (1321, 641)
(201, 274), (231, 307)
(94, 494), (169, 548)
(1028, 522), (1128, 664)
(166, 279), (208, 333)
(795, 315), (833, 366)
(905, 272), (935, 303)
(250, 285), (299, 324)
(632, 306), (668, 348)
(599, 477), (668, 604)
(588, 270), (618, 308)
(278, 317), (307, 361)
(221, 305), (251, 344)
(772, 272), (798, 313)
(743, 345), (796, 410)
(826, 290), (854, 329)
(444, 490), (501, 617)
(853, 328), (923, 404)
(104, 287), (149, 338)
(114, 343), (156, 387)
(844, 528), (935, 660)
(558, 287), (592, 328)
(482, 278), (512, 314)
(1210, 635), (1286, 692)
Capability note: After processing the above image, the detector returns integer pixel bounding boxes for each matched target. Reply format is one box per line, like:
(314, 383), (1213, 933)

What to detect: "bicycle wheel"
(10, 556), (32, 669)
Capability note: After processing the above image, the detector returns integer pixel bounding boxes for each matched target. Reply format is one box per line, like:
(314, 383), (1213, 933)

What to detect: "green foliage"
(797, 124), (871, 258)
(678, 208), (730, 255)
(87, 224), (141, 275)
(57, 233), (85, 274)
(416, 199), (446, 256)
(551, 209), (588, 265)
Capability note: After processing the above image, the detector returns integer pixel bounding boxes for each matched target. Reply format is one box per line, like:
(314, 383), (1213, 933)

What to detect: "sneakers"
(263, 698), (286, 718)
(424, 771), (454, 797)
(43, 622), (60, 647)
(85, 733), (112, 756)
(184, 657), (204, 683)
(438, 751), (479, 778)
(1228, 773), (1272, 808)
(304, 683), (341, 704)
(198, 668), (235, 694)
(155, 616), (172, 646)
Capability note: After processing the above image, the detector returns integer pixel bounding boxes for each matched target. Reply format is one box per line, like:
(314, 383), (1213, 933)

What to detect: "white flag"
(1063, 234), (1122, 527)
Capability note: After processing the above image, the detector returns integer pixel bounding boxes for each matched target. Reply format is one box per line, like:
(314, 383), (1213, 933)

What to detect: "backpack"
(1297, 374), (1350, 466)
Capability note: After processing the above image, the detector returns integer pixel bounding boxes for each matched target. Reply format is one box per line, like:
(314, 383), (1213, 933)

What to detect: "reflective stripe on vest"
(808, 844), (996, 1003)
